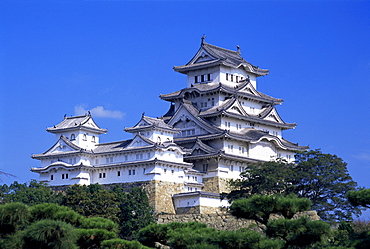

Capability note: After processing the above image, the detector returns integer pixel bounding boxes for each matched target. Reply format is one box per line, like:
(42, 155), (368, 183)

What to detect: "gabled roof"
(167, 100), (223, 135)
(160, 81), (282, 105)
(174, 128), (307, 151)
(46, 114), (107, 134)
(191, 139), (219, 154)
(125, 115), (179, 133)
(198, 96), (296, 130)
(32, 136), (88, 159)
(173, 40), (269, 76)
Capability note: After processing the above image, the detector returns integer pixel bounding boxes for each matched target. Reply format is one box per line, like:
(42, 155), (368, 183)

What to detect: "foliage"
(76, 228), (117, 249)
(229, 194), (311, 225)
(80, 217), (118, 233)
(347, 189), (370, 208)
(228, 150), (361, 223)
(0, 180), (64, 205)
(137, 222), (207, 248)
(227, 159), (296, 200)
(293, 150), (362, 222)
(138, 221), (284, 249)
(0, 202), (30, 236)
(266, 217), (331, 248)
(214, 229), (284, 249)
(19, 219), (78, 249)
(111, 186), (155, 240)
(101, 238), (150, 249)
(63, 184), (120, 222)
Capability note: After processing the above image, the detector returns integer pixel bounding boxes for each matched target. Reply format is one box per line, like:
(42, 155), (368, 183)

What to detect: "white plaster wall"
(249, 141), (276, 161)
(174, 195), (230, 209)
(186, 67), (218, 87)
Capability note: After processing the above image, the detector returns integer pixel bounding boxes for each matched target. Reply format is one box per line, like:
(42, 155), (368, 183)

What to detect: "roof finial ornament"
(201, 35), (206, 44)
(236, 45), (241, 54)
(88, 111), (91, 116)
(64, 114), (67, 119)
(142, 112), (145, 117)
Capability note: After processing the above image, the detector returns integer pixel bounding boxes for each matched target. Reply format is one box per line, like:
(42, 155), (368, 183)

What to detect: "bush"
(101, 238), (150, 249)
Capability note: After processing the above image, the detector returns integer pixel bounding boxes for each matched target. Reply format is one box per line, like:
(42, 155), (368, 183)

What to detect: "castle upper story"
(173, 39), (269, 89)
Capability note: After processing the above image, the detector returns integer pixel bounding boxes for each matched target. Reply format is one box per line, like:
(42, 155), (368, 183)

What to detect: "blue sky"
(1, 0), (369, 214)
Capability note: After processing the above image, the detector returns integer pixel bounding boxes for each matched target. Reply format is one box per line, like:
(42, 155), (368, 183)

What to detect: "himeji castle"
(31, 39), (308, 214)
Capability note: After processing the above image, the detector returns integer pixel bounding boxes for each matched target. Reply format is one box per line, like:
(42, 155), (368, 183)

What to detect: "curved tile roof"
(160, 81), (282, 104)
(46, 114), (107, 134)
(174, 41), (269, 76)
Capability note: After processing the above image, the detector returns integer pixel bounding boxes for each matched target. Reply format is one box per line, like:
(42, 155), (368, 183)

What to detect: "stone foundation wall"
(157, 213), (257, 231)
(101, 180), (184, 214)
(156, 211), (320, 231)
(202, 177), (230, 193)
(176, 205), (225, 215)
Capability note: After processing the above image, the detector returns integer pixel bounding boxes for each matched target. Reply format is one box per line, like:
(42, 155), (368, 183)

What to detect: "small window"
(103, 173), (106, 178)
(201, 75), (205, 82)
(207, 74), (211, 81)
(83, 134), (87, 141)
(51, 175), (54, 180)
(129, 170), (132, 175)
(226, 73), (229, 81)
(194, 76), (198, 83)
(230, 165), (234, 172)
(132, 170), (135, 175)
(66, 174), (68, 179)
(91, 136), (96, 143)
(117, 171), (121, 176)
(62, 174), (65, 179)
(70, 134), (75, 141)
(164, 169), (167, 174)
(171, 170), (174, 175)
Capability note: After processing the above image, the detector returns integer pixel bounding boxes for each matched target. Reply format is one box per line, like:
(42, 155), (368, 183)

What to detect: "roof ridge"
(203, 41), (239, 55)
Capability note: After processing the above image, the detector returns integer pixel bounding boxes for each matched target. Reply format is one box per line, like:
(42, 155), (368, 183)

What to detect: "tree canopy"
(227, 150), (362, 223)
(347, 189), (370, 209)
(0, 180), (64, 205)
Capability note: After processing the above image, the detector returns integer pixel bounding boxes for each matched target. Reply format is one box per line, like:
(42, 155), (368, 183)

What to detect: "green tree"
(347, 189), (370, 208)
(0, 180), (64, 205)
(111, 186), (155, 240)
(29, 203), (84, 226)
(227, 159), (296, 200)
(292, 150), (361, 222)
(266, 217), (330, 248)
(0, 202), (30, 236)
(63, 184), (120, 222)
(101, 238), (150, 249)
(229, 194), (311, 225)
(228, 150), (361, 223)
(17, 219), (78, 249)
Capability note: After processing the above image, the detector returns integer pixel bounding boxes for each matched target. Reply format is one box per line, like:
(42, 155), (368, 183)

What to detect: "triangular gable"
(238, 81), (261, 97)
(125, 134), (155, 149)
(167, 102), (219, 135)
(225, 98), (249, 116)
(190, 140), (218, 156)
(43, 136), (81, 155)
(188, 47), (217, 65)
(82, 116), (100, 130)
(261, 107), (285, 124)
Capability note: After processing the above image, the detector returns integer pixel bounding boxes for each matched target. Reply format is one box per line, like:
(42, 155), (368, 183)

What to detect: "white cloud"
(74, 105), (125, 119)
(353, 152), (370, 162)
